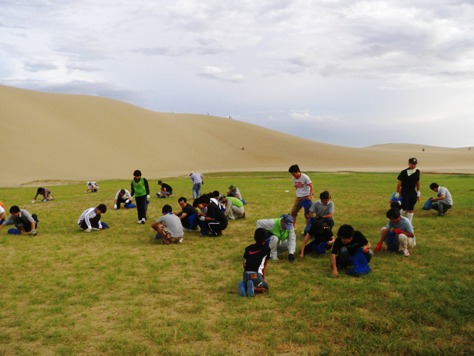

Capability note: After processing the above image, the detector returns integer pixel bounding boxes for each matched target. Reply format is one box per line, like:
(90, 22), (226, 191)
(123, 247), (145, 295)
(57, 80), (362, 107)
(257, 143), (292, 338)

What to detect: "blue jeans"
(192, 183), (202, 199)
(243, 271), (268, 291)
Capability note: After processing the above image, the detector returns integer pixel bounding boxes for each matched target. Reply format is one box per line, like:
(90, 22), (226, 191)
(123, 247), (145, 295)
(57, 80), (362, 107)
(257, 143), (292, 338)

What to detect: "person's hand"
(331, 269), (339, 277)
(85, 227), (92, 232)
(299, 250), (304, 258)
(394, 192), (400, 199)
(114, 204), (117, 209)
(394, 228), (404, 235)
(30, 229), (37, 236)
(199, 216), (205, 221)
(374, 242), (383, 253)
(146, 195), (150, 199)
(125, 199), (130, 204)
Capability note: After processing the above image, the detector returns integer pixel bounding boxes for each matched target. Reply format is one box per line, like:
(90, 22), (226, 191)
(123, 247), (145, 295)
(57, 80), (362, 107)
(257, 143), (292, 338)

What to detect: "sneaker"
(237, 281), (246, 297)
(402, 249), (410, 257)
(246, 280), (255, 297)
(178, 237), (183, 243)
(288, 254), (295, 262)
(140, 218), (146, 224)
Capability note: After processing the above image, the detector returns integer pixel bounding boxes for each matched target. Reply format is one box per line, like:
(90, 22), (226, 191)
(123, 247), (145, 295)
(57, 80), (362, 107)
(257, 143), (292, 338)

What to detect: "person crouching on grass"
(238, 228), (271, 297)
(330, 224), (372, 277)
(77, 204), (109, 232)
(0, 205), (39, 236)
(151, 204), (184, 244)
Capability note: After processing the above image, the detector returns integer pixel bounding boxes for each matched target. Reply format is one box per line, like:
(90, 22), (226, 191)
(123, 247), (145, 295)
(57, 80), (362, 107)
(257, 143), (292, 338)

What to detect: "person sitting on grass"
(330, 224), (372, 277)
(175, 197), (198, 230)
(428, 183), (453, 216)
(77, 204), (108, 232)
(256, 214), (296, 262)
(0, 205), (39, 236)
(195, 195), (228, 237)
(238, 227), (271, 297)
(113, 189), (134, 209)
(156, 180), (173, 198)
(304, 190), (335, 234)
(151, 204), (184, 244)
(33, 187), (54, 202)
(374, 207), (415, 256)
(222, 195), (245, 220)
(299, 219), (335, 258)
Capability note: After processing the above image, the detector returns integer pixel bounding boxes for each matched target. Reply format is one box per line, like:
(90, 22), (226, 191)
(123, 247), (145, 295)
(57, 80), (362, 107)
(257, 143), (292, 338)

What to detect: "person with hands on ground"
(256, 214), (297, 262)
(375, 207), (416, 256)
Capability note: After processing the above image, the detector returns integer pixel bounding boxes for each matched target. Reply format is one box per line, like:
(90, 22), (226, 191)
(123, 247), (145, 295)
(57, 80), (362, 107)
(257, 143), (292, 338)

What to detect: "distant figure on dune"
(33, 187), (54, 202)
(189, 172), (203, 199)
(131, 170), (150, 224)
(394, 157), (420, 223)
(0, 205), (39, 236)
(288, 164), (313, 228)
(86, 181), (99, 193)
(77, 204), (108, 232)
(156, 180), (173, 198)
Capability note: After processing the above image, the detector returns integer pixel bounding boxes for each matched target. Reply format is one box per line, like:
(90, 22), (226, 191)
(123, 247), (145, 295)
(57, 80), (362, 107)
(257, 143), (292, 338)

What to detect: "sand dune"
(1, 85), (472, 187)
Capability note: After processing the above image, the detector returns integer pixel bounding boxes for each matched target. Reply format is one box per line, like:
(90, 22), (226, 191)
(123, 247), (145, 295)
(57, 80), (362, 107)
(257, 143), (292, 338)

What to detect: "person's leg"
(232, 206), (244, 219)
(135, 195), (147, 222)
(290, 197), (304, 225)
(335, 246), (351, 269)
(208, 221), (223, 236)
(398, 234), (410, 256)
(268, 236), (279, 260)
(225, 202), (234, 220)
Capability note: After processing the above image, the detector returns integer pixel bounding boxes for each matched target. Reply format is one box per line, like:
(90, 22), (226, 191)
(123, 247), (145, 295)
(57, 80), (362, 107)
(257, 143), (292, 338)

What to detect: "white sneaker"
(402, 249), (410, 257)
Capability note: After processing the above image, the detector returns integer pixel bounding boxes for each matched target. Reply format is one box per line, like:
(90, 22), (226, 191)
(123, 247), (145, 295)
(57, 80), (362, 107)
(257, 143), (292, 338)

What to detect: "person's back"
(158, 213), (183, 238)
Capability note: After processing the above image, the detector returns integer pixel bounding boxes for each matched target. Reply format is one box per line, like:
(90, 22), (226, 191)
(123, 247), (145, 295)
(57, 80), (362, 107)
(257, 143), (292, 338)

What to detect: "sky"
(1, 0), (474, 148)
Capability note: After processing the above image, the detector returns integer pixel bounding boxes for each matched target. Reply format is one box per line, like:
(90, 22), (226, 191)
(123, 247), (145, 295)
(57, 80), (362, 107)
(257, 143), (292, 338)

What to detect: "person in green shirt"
(131, 169), (150, 224)
(222, 195), (245, 220)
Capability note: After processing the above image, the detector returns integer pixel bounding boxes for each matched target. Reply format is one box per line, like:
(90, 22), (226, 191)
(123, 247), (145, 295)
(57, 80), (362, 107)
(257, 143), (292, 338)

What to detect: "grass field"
(1, 172), (473, 355)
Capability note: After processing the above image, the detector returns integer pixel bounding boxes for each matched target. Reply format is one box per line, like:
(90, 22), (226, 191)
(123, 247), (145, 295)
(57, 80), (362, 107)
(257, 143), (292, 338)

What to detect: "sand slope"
(1, 85), (472, 186)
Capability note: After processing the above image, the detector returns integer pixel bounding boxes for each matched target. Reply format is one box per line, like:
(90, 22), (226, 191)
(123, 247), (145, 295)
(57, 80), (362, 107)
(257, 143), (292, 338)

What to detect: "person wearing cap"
(394, 157), (420, 223)
(131, 170), (150, 224)
(0, 205), (39, 236)
(189, 172), (203, 199)
(256, 214), (297, 262)
(428, 183), (453, 216)
(156, 180), (173, 198)
(227, 185), (245, 204)
(288, 164), (313, 228)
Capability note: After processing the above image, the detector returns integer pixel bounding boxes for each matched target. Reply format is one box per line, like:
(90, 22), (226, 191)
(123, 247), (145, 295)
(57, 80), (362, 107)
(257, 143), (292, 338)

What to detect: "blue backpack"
(346, 248), (371, 276)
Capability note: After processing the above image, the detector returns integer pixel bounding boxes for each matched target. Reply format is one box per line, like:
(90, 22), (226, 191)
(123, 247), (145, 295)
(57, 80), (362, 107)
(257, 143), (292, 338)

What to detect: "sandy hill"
(1, 85), (472, 187)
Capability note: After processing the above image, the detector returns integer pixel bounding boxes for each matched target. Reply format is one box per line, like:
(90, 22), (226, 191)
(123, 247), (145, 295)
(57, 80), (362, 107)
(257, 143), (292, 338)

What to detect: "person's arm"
(130, 182), (135, 197)
(330, 254), (338, 277)
(287, 229), (296, 255)
(396, 180), (402, 196)
(144, 179), (150, 196)
(307, 182), (313, 200)
(416, 180), (421, 202)
(299, 233), (311, 258)
(151, 221), (160, 232)
(262, 259), (268, 279)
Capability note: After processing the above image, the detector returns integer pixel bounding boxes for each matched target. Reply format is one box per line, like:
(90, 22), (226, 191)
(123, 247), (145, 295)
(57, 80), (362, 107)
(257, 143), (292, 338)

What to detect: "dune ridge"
(1, 85), (472, 187)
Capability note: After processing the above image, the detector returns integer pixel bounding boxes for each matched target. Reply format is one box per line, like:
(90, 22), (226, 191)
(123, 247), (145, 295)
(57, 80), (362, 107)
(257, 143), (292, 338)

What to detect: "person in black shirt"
(157, 180), (173, 198)
(395, 157), (420, 223)
(175, 197), (198, 230)
(196, 195), (228, 236)
(331, 224), (372, 277)
(299, 219), (335, 258)
(238, 228), (271, 297)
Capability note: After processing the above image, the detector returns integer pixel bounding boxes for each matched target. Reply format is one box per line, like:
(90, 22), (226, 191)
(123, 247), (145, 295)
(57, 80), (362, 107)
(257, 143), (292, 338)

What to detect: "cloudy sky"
(2, 0), (474, 147)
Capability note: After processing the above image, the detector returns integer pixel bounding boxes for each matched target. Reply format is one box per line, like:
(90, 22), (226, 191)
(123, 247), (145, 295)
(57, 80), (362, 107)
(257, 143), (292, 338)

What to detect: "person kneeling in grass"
(0, 205), (39, 236)
(330, 224), (372, 277)
(151, 204), (184, 244)
(77, 204), (109, 232)
(375, 207), (416, 257)
(299, 219), (335, 258)
(238, 228), (270, 297)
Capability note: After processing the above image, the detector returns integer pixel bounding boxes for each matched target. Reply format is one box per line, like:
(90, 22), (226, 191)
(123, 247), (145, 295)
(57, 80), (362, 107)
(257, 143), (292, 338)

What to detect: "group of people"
(0, 162), (454, 299)
(237, 159), (454, 297)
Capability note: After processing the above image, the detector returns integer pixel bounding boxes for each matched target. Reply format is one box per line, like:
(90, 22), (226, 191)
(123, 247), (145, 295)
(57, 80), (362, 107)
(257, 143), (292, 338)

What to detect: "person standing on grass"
(131, 170), (150, 224)
(375, 207), (415, 256)
(32, 187), (54, 202)
(151, 204), (184, 244)
(238, 228), (271, 297)
(330, 224), (372, 277)
(256, 214), (296, 262)
(394, 157), (420, 223)
(78, 204), (108, 232)
(0, 205), (39, 236)
(428, 183), (453, 216)
(189, 172), (203, 199)
(288, 164), (313, 228)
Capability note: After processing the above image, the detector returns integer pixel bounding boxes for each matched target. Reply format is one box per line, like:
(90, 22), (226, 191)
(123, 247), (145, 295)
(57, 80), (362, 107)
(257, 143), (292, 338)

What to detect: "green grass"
(0, 172), (473, 354)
